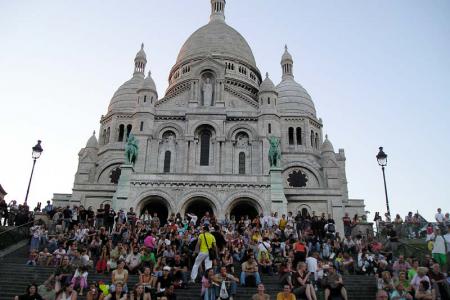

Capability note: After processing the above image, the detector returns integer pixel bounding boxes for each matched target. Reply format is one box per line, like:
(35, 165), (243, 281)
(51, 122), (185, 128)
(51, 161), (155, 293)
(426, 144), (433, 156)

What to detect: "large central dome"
(176, 20), (257, 69)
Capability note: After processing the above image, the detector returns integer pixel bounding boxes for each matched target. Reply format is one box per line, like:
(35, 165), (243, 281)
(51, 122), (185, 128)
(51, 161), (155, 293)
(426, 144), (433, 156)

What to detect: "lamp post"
(376, 146), (390, 217)
(24, 140), (43, 206)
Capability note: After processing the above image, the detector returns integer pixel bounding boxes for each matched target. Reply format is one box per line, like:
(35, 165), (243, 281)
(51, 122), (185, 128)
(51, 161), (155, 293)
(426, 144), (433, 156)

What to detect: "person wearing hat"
(156, 266), (173, 297)
(190, 225), (217, 283)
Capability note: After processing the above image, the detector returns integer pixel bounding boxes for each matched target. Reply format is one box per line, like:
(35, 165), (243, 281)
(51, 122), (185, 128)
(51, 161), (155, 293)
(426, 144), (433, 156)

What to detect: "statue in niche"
(236, 133), (249, 148)
(202, 77), (213, 106)
(163, 132), (175, 144)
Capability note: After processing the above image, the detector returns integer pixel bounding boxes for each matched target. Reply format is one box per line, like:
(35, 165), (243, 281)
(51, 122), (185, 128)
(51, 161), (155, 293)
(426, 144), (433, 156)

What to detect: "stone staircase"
(0, 247), (377, 300)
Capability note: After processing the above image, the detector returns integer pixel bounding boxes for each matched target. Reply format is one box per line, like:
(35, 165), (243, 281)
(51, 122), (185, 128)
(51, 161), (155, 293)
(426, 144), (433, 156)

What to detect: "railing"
(0, 220), (34, 251)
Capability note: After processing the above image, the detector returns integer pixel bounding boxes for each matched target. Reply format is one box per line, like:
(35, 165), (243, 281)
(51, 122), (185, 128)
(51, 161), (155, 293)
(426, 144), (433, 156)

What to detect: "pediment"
(190, 56), (226, 78)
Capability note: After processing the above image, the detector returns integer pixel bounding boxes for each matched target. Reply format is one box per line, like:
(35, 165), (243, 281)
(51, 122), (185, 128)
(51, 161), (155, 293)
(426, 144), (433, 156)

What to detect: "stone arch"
(223, 191), (267, 215)
(296, 204), (312, 217)
(227, 123), (258, 141)
(189, 120), (220, 136)
(155, 122), (185, 140)
(178, 190), (220, 217)
(137, 196), (171, 225)
(96, 160), (124, 183)
(225, 195), (264, 221)
(191, 59), (224, 79)
(135, 189), (177, 216)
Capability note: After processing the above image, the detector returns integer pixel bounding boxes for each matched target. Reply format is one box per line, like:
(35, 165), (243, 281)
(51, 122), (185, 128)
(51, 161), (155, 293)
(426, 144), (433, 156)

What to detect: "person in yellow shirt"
(190, 225), (217, 282)
(279, 214), (288, 231)
(277, 285), (296, 300)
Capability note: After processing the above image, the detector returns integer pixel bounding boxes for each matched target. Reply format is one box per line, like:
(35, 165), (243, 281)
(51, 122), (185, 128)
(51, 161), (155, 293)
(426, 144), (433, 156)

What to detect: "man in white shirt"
(306, 252), (319, 281)
(432, 228), (447, 268)
(435, 208), (445, 224)
(126, 246), (142, 274)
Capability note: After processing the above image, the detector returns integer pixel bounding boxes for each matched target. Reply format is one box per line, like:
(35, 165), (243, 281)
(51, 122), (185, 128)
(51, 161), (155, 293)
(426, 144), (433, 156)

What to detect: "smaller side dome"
(137, 71), (157, 94)
(86, 131), (98, 149)
(259, 72), (276, 93)
(321, 134), (335, 154)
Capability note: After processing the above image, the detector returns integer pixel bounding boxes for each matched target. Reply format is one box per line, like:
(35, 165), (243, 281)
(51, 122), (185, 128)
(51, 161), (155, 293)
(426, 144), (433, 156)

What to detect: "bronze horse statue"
(125, 134), (138, 165)
(268, 136), (281, 167)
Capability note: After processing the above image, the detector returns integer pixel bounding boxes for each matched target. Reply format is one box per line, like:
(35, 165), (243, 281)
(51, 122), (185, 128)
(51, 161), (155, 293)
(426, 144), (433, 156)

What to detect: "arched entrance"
(140, 196), (169, 225)
(228, 198), (260, 221)
(183, 197), (215, 222)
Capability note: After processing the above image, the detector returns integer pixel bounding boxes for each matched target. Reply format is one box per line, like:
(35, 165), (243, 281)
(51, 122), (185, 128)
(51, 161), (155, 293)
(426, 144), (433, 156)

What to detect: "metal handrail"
(0, 220), (35, 237)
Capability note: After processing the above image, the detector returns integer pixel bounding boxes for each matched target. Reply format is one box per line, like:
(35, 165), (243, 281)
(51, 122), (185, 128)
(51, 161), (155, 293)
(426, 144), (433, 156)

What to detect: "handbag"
(219, 281), (229, 299)
(204, 233), (216, 260)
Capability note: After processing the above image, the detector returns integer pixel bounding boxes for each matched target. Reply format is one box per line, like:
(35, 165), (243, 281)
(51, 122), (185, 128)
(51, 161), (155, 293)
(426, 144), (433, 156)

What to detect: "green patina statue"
(125, 134), (138, 165)
(268, 136), (281, 167)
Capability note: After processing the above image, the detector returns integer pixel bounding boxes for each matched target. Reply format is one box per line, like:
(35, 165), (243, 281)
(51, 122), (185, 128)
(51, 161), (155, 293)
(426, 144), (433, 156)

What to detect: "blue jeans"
(240, 272), (261, 286)
(203, 287), (216, 300)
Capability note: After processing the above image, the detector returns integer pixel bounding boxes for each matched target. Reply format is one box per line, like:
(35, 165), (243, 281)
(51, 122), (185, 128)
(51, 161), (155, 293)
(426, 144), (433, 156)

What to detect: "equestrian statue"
(268, 136), (281, 168)
(125, 134), (138, 165)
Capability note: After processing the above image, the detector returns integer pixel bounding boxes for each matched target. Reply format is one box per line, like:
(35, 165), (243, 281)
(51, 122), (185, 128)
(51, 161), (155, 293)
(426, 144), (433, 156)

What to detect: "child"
(71, 265), (88, 296)
(26, 250), (38, 266)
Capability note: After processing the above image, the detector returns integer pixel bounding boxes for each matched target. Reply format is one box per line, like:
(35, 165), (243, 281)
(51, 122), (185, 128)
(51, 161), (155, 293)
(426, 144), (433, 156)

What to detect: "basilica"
(53, 0), (365, 233)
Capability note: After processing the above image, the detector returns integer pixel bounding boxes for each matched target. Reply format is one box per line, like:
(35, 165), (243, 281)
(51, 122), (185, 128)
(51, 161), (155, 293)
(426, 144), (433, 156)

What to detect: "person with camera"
(292, 262), (317, 300)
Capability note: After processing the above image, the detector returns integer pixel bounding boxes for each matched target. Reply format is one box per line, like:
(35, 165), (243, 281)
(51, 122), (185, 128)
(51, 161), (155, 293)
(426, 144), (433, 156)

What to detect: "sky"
(0, 0), (449, 221)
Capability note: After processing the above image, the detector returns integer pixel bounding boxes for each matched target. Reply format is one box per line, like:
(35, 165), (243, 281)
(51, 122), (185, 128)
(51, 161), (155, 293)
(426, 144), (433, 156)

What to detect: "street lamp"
(24, 140), (43, 206)
(376, 146), (390, 217)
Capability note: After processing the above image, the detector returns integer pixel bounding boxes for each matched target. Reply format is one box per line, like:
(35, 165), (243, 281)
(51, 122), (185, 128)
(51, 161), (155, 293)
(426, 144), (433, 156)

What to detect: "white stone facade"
(53, 0), (365, 233)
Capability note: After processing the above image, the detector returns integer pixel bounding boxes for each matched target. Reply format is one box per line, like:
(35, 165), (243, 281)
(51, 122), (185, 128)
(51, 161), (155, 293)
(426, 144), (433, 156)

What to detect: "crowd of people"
(3, 199), (449, 300)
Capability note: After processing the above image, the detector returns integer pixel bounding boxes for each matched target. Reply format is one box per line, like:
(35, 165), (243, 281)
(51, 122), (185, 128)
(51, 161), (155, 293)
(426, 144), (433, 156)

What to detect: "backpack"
(327, 223), (335, 233)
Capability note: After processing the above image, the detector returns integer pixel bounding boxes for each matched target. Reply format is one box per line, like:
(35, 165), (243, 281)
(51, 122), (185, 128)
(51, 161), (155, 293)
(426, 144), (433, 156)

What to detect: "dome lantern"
(134, 43), (147, 75)
(210, 0), (226, 23)
(281, 45), (294, 79)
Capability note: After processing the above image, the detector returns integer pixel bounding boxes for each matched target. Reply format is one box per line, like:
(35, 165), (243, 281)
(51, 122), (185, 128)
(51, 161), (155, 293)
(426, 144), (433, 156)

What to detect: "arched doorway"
(183, 197), (215, 223)
(229, 198), (260, 221)
(140, 196), (169, 225)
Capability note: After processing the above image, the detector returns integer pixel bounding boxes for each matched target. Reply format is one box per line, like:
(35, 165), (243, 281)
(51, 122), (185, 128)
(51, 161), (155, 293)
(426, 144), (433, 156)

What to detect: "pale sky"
(0, 0), (449, 221)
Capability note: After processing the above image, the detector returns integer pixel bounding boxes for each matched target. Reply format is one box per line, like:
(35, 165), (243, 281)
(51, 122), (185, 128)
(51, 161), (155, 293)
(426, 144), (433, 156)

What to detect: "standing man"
(96, 204), (105, 229)
(436, 208), (445, 231)
(190, 225), (217, 282)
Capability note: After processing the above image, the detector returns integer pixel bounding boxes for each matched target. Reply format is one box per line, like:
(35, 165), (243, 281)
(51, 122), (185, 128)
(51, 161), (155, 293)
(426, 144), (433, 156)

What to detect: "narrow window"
(144, 95), (147, 103)
(140, 121), (144, 132)
(163, 151), (171, 173)
(288, 127), (294, 145)
(200, 131), (211, 166)
(101, 129), (106, 145)
(239, 152), (246, 174)
(315, 133), (319, 149)
(126, 124), (132, 140)
(268, 123), (272, 134)
(118, 124), (125, 142)
(310, 130), (314, 147)
(296, 127), (302, 145)
(268, 97), (270, 105)
(106, 127), (110, 143)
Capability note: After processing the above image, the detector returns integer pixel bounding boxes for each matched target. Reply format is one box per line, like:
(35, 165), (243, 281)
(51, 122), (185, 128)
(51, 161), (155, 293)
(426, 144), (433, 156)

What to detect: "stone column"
(270, 167), (288, 216)
(112, 164), (134, 211)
